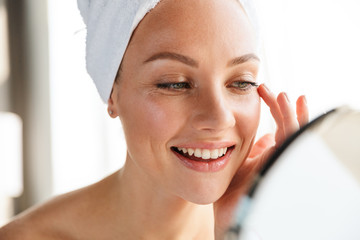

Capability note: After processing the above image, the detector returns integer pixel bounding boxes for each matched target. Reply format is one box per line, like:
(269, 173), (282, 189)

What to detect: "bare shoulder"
(0, 203), (64, 240)
(0, 173), (117, 240)
(0, 216), (36, 240)
(0, 189), (87, 239)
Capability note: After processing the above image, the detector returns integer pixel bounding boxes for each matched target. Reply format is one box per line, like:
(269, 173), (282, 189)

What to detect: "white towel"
(78, 0), (260, 103)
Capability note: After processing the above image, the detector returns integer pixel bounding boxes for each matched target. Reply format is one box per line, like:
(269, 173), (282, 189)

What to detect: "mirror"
(227, 106), (360, 240)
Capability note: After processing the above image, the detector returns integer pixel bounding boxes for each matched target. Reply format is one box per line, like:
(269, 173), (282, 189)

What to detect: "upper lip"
(172, 141), (236, 150)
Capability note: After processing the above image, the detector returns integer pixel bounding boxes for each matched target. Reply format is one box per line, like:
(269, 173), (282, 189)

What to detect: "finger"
(296, 95), (309, 127)
(277, 92), (299, 136)
(257, 84), (283, 129)
(248, 133), (275, 158)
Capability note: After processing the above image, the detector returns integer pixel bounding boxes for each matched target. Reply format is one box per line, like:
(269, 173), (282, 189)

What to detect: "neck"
(113, 158), (215, 239)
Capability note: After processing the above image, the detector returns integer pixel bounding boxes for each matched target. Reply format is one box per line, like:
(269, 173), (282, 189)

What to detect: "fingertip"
(296, 95), (307, 106)
(261, 83), (269, 91)
(296, 95), (309, 115)
(257, 84), (269, 101)
(257, 83), (266, 94)
(302, 95), (307, 104)
(277, 92), (288, 105)
(296, 95), (309, 127)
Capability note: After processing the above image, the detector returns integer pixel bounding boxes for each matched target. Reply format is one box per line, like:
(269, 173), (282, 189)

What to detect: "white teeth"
(175, 146), (231, 160)
(188, 148), (194, 156)
(219, 148), (224, 156)
(202, 149), (211, 159)
(210, 149), (219, 159)
(194, 148), (202, 158)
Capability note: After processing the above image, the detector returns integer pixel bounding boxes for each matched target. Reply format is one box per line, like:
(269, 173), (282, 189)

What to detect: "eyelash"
(228, 81), (258, 91)
(155, 81), (258, 92)
(156, 82), (191, 90)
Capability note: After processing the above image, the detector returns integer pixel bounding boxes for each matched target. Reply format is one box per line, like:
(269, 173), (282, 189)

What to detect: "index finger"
(257, 84), (283, 127)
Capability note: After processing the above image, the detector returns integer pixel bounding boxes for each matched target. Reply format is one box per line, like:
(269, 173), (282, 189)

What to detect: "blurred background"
(0, 0), (359, 226)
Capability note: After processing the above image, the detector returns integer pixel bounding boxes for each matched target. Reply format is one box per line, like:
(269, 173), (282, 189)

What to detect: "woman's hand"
(214, 84), (309, 239)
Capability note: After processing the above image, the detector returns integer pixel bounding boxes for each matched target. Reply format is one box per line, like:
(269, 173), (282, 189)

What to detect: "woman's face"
(111, 0), (260, 204)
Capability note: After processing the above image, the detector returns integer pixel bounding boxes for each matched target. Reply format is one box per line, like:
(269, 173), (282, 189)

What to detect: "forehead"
(127, 0), (257, 62)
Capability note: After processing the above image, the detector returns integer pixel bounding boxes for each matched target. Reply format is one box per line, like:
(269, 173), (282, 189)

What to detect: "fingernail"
(284, 92), (290, 102)
(303, 95), (307, 105)
(263, 83), (270, 92)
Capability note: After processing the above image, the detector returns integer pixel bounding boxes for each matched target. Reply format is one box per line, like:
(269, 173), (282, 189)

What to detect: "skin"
(0, 0), (308, 239)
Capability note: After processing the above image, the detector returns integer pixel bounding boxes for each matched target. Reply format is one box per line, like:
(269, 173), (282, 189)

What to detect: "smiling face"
(109, 0), (261, 204)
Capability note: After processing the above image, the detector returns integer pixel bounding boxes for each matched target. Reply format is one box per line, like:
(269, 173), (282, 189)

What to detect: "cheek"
(141, 100), (181, 140)
(119, 94), (186, 152)
(118, 94), (185, 178)
(233, 93), (261, 140)
(225, 93), (260, 178)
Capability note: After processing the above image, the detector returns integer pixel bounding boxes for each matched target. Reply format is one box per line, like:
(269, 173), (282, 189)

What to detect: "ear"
(107, 88), (117, 118)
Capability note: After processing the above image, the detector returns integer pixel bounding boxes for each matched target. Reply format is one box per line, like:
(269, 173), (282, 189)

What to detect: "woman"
(0, 0), (308, 239)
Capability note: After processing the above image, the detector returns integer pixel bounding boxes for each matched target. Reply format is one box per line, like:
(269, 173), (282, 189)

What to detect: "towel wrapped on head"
(77, 0), (260, 103)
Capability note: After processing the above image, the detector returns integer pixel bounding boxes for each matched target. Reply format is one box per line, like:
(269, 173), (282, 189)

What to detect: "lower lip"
(173, 148), (233, 172)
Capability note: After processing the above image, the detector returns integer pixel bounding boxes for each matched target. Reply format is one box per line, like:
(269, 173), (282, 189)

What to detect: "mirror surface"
(228, 107), (360, 240)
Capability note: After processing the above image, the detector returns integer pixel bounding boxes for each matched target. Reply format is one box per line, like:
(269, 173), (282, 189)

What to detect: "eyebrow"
(144, 52), (199, 67)
(144, 52), (260, 68)
(228, 53), (260, 67)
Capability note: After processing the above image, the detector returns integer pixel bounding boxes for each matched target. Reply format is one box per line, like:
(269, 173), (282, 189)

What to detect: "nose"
(191, 88), (236, 132)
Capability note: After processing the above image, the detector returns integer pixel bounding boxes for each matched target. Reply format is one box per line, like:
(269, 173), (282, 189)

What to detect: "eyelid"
(229, 81), (258, 87)
(228, 73), (257, 84)
(155, 74), (193, 92)
(238, 72), (256, 80)
(156, 82), (191, 89)
(227, 79), (259, 93)
(156, 74), (189, 83)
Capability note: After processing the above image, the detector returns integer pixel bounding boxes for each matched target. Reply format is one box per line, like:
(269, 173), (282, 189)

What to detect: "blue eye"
(229, 81), (258, 91)
(157, 82), (191, 90)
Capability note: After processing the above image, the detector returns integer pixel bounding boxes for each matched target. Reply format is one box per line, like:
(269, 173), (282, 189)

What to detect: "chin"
(185, 193), (224, 205)
(189, 197), (220, 205)
(179, 180), (230, 205)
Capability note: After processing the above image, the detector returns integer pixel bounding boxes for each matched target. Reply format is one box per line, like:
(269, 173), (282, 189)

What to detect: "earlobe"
(107, 89), (117, 118)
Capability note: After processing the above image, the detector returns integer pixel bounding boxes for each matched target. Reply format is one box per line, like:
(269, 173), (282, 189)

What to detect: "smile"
(173, 147), (229, 160)
(171, 145), (235, 172)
